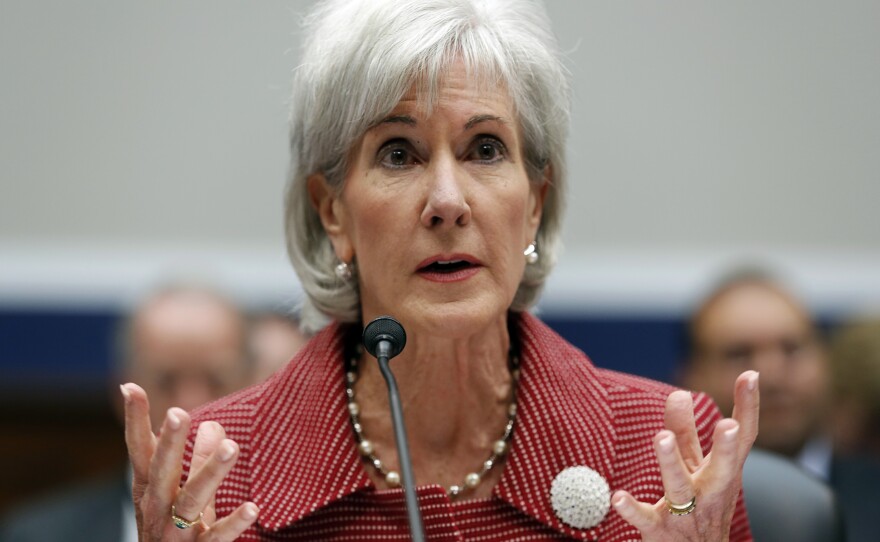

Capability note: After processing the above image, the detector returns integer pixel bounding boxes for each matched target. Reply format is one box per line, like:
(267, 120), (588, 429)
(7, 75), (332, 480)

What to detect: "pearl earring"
(335, 261), (354, 280)
(524, 243), (539, 264)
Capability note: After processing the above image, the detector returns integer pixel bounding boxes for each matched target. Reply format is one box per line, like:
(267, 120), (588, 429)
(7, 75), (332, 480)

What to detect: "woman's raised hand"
(612, 371), (759, 542)
(121, 383), (259, 541)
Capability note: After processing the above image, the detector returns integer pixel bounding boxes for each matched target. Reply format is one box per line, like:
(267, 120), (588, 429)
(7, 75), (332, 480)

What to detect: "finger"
(121, 383), (157, 484)
(191, 421), (227, 477)
(703, 418), (741, 489)
(174, 439), (240, 523)
(191, 421), (227, 521)
(664, 390), (703, 470)
(190, 422), (226, 524)
(654, 430), (694, 506)
(730, 371), (760, 457)
(202, 502), (259, 541)
(146, 407), (191, 505)
(611, 490), (657, 533)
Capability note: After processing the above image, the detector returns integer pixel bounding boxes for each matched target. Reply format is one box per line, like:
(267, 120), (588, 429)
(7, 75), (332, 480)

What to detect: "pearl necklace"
(344, 348), (520, 499)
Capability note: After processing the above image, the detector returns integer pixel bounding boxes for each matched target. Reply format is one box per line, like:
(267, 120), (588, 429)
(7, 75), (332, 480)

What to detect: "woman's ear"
(307, 173), (354, 262)
(526, 166), (551, 237)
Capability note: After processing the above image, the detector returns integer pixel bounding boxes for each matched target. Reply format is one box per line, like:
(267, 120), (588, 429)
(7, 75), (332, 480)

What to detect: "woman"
(122, 0), (758, 540)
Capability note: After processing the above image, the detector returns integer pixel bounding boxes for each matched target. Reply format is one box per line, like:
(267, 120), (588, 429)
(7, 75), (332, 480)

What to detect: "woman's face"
(312, 63), (547, 337)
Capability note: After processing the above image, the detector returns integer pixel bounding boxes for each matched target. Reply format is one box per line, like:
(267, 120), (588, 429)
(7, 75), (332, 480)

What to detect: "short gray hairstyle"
(285, 0), (570, 333)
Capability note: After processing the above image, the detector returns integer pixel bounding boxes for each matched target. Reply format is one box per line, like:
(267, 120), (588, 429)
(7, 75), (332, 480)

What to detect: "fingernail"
(167, 409), (181, 430)
(748, 372), (759, 391)
(197, 421), (210, 439)
(725, 424), (740, 441)
(219, 441), (236, 462)
(243, 503), (258, 519)
(659, 435), (673, 452)
(612, 496), (627, 510)
(120, 384), (131, 404)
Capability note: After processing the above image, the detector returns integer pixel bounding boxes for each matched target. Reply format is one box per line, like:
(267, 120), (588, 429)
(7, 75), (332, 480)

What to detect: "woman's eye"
(378, 141), (416, 169)
(388, 149), (408, 166)
(468, 137), (506, 163)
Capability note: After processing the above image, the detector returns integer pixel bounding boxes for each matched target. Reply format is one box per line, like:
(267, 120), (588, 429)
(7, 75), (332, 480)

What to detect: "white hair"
(285, 0), (570, 333)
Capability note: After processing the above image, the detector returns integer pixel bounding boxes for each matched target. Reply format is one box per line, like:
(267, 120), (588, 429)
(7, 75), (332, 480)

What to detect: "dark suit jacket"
(831, 455), (880, 542)
(0, 471), (128, 542)
(742, 449), (845, 542)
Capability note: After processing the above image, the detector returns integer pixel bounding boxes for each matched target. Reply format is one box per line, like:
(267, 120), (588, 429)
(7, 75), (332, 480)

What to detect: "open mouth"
(416, 256), (482, 282)
(420, 260), (475, 273)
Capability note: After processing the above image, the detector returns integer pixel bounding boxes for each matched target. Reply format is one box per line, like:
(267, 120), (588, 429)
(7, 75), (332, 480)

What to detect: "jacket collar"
(494, 312), (616, 540)
(249, 313), (618, 538)
(249, 322), (372, 530)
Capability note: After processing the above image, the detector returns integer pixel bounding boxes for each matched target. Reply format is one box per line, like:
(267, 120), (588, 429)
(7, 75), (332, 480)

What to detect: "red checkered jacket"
(185, 312), (752, 541)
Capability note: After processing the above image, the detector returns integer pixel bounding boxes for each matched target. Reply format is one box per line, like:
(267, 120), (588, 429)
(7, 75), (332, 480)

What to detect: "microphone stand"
(376, 341), (426, 542)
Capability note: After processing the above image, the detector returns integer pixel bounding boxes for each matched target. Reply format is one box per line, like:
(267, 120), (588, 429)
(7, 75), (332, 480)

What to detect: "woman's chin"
(398, 299), (508, 339)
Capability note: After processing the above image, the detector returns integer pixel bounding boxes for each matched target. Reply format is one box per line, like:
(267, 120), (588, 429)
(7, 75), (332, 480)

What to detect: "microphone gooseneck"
(361, 316), (424, 542)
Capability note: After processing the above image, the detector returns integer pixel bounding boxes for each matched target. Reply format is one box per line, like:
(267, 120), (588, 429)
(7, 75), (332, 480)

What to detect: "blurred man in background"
(681, 270), (831, 473)
(247, 310), (308, 384)
(121, 284), (253, 432)
(681, 270), (880, 541)
(0, 282), (253, 542)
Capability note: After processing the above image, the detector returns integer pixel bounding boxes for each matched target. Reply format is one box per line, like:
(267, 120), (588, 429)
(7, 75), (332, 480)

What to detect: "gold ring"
(666, 495), (697, 516)
(171, 505), (204, 529)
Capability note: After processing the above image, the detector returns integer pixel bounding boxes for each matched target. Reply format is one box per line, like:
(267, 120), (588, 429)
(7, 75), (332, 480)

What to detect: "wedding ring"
(171, 505), (204, 529)
(665, 495), (697, 516)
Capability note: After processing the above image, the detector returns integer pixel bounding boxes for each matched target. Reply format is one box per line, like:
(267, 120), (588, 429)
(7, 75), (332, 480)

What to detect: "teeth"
(436, 260), (463, 265)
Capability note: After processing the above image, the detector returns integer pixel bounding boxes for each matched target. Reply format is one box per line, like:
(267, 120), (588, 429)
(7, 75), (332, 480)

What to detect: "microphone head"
(362, 316), (407, 359)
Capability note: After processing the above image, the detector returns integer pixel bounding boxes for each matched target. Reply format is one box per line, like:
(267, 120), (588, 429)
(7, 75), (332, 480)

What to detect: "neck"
(351, 313), (517, 497)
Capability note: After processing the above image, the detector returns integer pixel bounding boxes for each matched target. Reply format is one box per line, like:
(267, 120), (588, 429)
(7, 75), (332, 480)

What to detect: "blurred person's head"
(247, 311), (309, 383)
(681, 269), (829, 457)
(828, 317), (880, 458)
(116, 283), (251, 431)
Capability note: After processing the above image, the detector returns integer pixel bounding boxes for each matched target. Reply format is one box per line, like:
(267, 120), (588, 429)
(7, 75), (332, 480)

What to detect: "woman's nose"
(420, 159), (471, 228)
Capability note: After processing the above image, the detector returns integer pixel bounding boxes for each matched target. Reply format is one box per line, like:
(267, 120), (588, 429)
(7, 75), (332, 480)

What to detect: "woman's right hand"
(121, 383), (259, 541)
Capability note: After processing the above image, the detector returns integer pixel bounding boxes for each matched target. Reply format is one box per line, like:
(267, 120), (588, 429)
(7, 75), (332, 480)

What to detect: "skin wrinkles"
(308, 63), (547, 496)
(320, 66), (543, 334)
(365, 117), (518, 182)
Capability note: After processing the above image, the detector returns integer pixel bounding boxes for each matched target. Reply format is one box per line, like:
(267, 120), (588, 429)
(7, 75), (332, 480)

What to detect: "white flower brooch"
(550, 466), (611, 529)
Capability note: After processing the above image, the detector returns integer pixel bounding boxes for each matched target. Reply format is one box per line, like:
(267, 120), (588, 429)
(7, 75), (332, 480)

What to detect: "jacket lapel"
(494, 313), (618, 540)
(247, 314), (624, 538)
(249, 323), (372, 531)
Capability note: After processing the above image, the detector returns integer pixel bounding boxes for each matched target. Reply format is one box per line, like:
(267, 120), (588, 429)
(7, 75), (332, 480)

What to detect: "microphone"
(362, 316), (425, 542)
(363, 315), (407, 360)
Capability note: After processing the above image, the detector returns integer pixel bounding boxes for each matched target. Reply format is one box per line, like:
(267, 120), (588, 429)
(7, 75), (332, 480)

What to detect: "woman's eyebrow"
(465, 114), (507, 130)
(374, 115), (418, 128)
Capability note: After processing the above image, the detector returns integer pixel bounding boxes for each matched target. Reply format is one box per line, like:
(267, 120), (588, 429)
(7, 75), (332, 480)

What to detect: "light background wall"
(2, 0), (879, 315)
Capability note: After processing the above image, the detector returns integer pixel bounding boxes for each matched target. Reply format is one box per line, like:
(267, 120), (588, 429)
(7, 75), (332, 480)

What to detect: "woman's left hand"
(612, 370), (759, 542)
